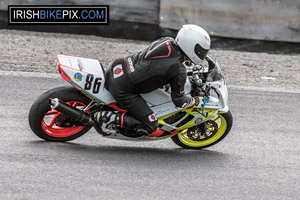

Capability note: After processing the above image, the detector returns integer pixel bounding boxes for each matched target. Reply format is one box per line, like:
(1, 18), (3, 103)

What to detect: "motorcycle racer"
(95, 24), (211, 136)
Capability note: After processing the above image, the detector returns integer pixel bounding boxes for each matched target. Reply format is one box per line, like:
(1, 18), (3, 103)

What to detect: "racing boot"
(134, 125), (152, 136)
(94, 111), (122, 136)
(95, 111), (151, 137)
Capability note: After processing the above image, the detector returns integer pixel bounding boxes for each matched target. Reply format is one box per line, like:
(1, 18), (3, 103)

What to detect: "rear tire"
(171, 111), (233, 149)
(28, 86), (93, 142)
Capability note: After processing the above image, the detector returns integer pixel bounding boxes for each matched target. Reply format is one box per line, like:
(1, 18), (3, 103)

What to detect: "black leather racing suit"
(105, 37), (192, 133)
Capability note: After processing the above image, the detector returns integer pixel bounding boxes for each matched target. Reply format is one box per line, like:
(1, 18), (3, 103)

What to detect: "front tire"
(171, 111), (233, 149)
(29, 86), (93, 142)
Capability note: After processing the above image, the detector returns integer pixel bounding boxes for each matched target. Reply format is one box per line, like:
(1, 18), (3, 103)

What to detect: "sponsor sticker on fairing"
(194, 118), (203, 124)
(74, 72), (82, 81)
(148, 114), (157, 122)
(113, 64), (123, 78)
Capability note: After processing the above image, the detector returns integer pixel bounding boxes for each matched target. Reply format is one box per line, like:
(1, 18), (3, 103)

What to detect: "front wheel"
(171, 111), (233, 149)
(28, 86), (93, 142)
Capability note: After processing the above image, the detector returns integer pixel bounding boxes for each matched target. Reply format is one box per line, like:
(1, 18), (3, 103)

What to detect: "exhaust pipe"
(49, 98), (94, 125)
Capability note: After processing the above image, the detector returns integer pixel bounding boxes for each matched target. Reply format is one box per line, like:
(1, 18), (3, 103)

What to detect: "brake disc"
(187, 120), (218, 141)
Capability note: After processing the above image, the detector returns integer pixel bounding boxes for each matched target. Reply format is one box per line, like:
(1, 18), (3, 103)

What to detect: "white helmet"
(175, 24), (211, 64)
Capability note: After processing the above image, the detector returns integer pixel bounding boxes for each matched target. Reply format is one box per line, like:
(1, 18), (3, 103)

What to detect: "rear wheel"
(171, 111), (233, 149)
(29, 87), (93, 142)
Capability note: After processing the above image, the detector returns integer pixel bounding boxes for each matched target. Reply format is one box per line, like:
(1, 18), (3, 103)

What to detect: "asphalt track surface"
(0, 71), (300, 200)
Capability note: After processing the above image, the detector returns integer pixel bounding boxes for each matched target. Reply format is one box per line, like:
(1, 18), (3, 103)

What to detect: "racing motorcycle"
(28, 54), (232, 149)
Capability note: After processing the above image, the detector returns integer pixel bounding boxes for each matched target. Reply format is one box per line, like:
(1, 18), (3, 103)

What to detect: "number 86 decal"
(84, 74), (102, 94)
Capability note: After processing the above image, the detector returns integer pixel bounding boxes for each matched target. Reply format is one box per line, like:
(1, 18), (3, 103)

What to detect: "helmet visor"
(194, 44), (209, 61)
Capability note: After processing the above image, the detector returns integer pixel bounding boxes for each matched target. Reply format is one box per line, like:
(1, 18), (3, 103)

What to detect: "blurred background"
(0, 0), (299, 53)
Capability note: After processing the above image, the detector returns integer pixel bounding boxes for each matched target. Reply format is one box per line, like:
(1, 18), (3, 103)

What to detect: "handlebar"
(184, 61), (208, 85)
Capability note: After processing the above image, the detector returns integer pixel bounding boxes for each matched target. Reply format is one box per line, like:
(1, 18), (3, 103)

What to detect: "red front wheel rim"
(41, 101), (88, 138)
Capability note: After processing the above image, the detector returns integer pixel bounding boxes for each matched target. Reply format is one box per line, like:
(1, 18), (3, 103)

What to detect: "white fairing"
(57, 55), (115, 104)
(205, 80), (228, 110)
(141, 78), (191, 118)
(141, 78), (191, 106)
